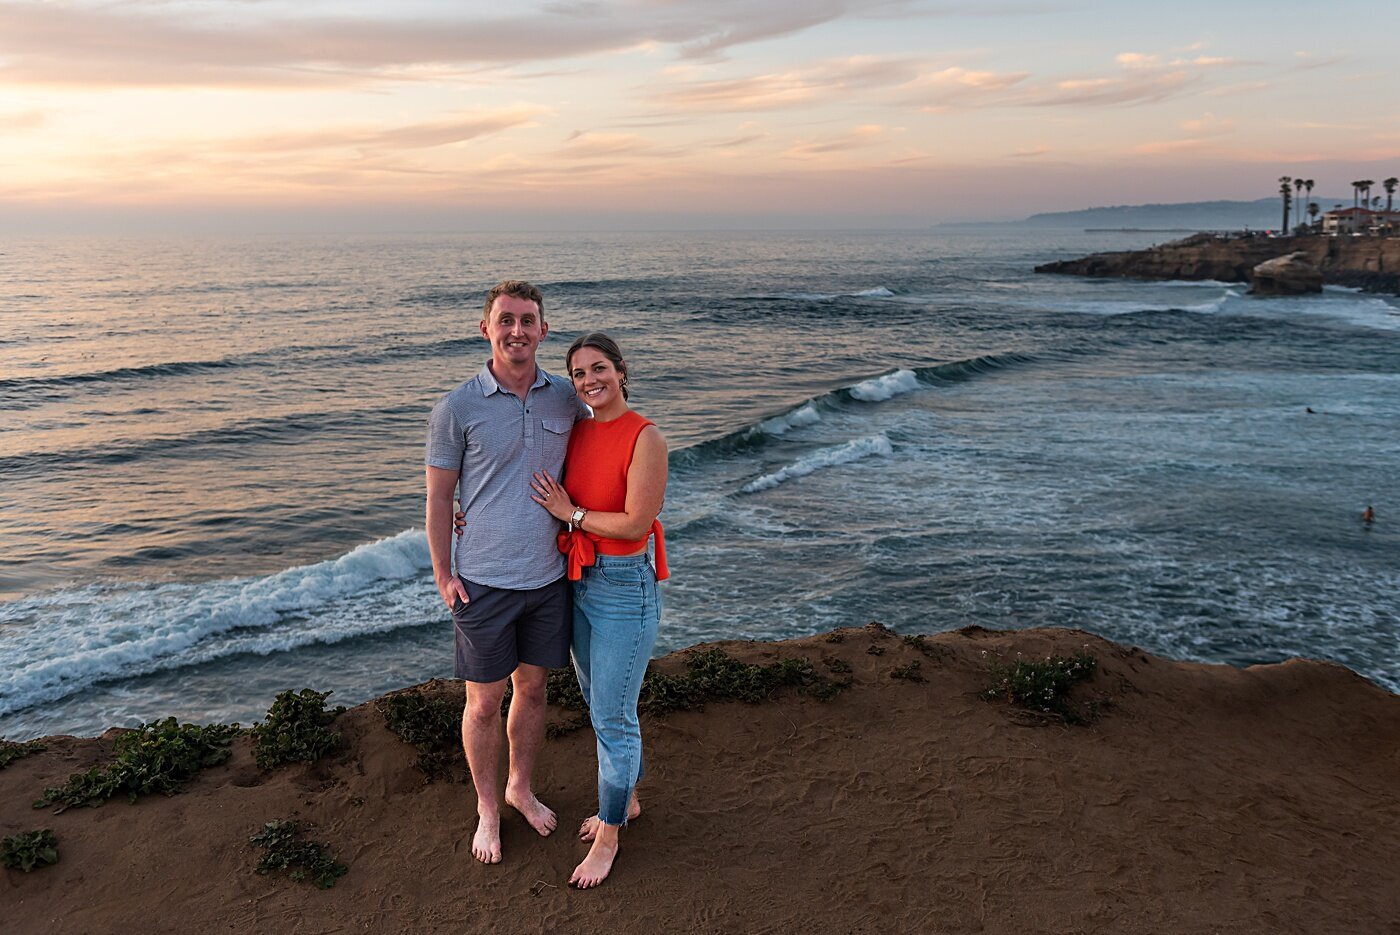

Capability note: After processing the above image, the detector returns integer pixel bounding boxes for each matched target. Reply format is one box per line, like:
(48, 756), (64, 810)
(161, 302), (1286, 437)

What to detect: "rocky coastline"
(1035, 232), (1400, 294)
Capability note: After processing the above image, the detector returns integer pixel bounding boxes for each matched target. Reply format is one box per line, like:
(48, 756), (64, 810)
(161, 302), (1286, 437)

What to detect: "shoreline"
(1036, 232), (1400, 294)
(4, 624), (1397, 933)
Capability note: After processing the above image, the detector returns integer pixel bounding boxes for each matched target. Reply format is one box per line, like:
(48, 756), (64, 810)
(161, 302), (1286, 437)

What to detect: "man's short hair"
(482, 280), (544, 320)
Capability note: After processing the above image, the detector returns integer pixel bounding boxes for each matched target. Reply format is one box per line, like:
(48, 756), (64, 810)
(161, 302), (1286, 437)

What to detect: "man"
(425, 279), (587, 865)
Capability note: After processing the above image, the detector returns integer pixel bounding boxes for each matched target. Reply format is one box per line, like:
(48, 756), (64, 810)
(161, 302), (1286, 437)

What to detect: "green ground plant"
(1, 829), (59, 872)
(34, 719), (240, 811)
(823, 657), (853, 676)
(902, 634), (952, 661)
(639, 649), (840, 714)
(496, 668), (590, 737)
(545, 716), (590, 739)
(541, 649), (847, 732)
(498, 649), (844, 745)
(890, 660), (926, 682)
(250, 689), (345, 770)
(545, 668), (587, 710)
(635, 670), (695, 715)
(250, 820), (347, 889)
(0, 739), (47, 770)
(378, 690), (463, 780)
(983, 652), (1098, 723)
(500, 667), (588, 714)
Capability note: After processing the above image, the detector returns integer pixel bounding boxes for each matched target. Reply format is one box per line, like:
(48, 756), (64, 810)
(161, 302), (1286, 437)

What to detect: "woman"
(530, 331), (668, 889)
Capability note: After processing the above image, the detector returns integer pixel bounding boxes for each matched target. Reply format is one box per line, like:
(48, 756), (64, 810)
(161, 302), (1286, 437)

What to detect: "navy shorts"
(451, 576), (572, 683)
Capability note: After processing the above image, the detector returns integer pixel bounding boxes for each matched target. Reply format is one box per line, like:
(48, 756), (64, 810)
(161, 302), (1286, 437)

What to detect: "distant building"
(1323, 206), (1400, 234)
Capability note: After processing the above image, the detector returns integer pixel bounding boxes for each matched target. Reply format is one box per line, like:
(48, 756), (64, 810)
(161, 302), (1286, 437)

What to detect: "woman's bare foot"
(472, 813), (502, 864)
(578, 795), (641, 841)
(569, 823), (620, 889)
(505, 786), (558, 837)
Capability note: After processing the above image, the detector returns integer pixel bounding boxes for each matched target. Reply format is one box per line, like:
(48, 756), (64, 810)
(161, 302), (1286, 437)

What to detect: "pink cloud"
(0, 109), (43, 130)
(786, 124), (887, 157)
(0, 0), (925, 87)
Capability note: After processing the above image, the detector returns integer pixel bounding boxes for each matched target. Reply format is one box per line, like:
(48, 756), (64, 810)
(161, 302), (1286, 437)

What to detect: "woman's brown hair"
(566, 332), (628, 400)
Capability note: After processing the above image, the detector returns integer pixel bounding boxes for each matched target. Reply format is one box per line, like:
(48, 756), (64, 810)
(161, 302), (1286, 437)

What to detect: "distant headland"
(1036, 232), (1400, 295)
(1034, 176), (1400, 295)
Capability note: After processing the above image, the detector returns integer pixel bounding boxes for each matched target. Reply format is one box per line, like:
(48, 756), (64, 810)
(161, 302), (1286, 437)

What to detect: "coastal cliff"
(1036, 233), (1400, 293)
(3, 625), (1398, 933)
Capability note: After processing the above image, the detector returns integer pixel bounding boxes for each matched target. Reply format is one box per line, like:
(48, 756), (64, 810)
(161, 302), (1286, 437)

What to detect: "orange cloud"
(1131, 138), (1210, 155)
(1180, 113), (1235, 136)
(1293, 51), (1349, 70)
(209, 108), (551, 156)
(786, 125), (886, 158)
(649, 56), (920, 113)
(0, 109), (43, 130)
(1030, 69), (1195, 106)
(558, 132), (670, 159)
(1115, 53), (1160, 69)
(1204, 80), (1273, 97)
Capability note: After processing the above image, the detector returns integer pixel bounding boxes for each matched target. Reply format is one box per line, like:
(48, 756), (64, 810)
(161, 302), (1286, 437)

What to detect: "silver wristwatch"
(569, 507), (587, 529)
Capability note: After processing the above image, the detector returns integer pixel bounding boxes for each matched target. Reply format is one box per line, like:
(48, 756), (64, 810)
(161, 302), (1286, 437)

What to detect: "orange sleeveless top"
(557, 410), (669, 582)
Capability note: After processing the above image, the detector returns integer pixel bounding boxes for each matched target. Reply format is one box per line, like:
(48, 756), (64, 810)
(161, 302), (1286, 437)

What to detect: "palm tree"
(1357, 181), (1376, 234)
(1385, 177), (1398, 212)
(1304, 179), (1315, 220)
(1279, 176), (1293, 231)
(1352, 180), (1365, 208)
(1308, 202), (1320, 228)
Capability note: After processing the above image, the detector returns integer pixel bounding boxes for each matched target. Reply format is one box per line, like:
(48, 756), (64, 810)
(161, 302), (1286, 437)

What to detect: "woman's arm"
(532, 425), (667, 540)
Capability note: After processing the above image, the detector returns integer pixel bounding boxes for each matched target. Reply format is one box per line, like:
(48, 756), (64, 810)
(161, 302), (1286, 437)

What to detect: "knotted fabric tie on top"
(557, 520), (669, 582)
(558, 528), (597, 581)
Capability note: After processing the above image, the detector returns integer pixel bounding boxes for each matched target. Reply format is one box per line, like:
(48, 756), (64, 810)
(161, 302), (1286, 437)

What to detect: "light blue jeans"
(571, 553), (661, 826)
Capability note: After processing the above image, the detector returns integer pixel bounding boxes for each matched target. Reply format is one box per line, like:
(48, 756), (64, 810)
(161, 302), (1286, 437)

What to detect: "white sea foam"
(1179, 291), (1238, 313)
(0, 529), (434, 717)
(758, 402), (822, 436)
(741, 434), (894, 493)
(766, 286), (895, 301)
(1216, 288), (1400, 332)
(1309, 291), (1400, 332)
(849, 369), (920, 402)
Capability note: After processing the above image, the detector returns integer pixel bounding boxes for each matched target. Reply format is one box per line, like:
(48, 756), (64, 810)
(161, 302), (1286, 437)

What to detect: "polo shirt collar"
(479, 361), (549, 396)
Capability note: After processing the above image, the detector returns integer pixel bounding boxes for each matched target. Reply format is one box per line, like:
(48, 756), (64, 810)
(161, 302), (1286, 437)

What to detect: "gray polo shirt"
(426, 362), (588, 590)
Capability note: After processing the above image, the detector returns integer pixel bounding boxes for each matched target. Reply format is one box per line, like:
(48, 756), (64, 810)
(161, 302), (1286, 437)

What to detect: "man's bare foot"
(569, 832), (620, 889)
(472, 813), (502, 864)
(579, 797), (641, 841)
(504, 787), (558, 837)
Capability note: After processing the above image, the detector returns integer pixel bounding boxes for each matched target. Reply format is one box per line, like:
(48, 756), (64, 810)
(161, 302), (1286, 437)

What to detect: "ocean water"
(1, 230), (1396, 739)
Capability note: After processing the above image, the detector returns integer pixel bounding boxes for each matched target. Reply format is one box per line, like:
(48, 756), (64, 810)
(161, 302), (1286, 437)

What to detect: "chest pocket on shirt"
(539, 418), (571, 472)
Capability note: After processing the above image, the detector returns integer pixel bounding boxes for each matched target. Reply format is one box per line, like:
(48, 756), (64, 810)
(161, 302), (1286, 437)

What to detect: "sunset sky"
(1, 0), (1396, 230)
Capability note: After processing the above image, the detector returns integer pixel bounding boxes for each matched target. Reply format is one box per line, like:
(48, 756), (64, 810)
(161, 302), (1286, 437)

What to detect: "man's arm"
(426, 466), (469, 608)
